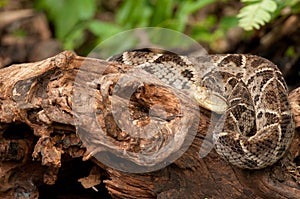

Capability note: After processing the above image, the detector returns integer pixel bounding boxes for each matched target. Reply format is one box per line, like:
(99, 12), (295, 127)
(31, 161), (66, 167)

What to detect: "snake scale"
(108, 48), (294, 169)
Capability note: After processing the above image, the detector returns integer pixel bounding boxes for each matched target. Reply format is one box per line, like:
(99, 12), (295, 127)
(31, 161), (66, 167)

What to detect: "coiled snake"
(108, 48), (294, 169)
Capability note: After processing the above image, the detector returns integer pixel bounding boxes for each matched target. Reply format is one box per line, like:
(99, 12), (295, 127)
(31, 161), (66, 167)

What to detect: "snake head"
(192, 86), (227, 114)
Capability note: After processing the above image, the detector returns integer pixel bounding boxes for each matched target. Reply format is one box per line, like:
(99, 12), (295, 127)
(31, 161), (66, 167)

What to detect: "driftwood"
(0, 51), (299, 198)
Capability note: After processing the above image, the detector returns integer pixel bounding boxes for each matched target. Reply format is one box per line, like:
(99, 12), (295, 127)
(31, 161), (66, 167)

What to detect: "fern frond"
(237, 0), (277, 31)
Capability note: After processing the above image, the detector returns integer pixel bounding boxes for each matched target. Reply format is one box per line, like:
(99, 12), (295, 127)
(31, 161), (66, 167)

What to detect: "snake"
(108, 48), (294, 169)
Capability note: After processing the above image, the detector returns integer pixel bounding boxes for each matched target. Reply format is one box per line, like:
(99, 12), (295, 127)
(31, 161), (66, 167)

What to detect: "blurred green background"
(31, 0), (300, 54)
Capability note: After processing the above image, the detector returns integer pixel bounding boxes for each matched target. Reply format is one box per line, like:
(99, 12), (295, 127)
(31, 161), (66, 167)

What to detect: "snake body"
(109, 48), (294, 169)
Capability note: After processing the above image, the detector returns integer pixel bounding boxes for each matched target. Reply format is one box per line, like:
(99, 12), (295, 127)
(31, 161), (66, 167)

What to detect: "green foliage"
(285, 46), (296, 57)
(35, 0), (99, 49)
(115, 0), (217, 31)
(34, 0), (300, 51)
(191, 15), (239, 44)
(35, 0), (220, 50)
(167, 0), (218, 31)
(237, 0), (300, 30)
(238, 0), (277, 30)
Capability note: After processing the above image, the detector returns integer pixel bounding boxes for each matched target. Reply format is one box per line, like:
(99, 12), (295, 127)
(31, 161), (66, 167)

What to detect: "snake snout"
(193, 86), (227, 114)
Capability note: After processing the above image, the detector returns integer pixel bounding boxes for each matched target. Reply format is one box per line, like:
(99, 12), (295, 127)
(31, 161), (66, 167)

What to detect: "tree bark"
(0, 51), (299, 198)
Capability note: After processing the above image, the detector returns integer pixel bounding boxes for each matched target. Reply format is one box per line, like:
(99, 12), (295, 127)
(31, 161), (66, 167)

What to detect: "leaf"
(238, 0), (277, 31)
(88, 21), (123, 39)
(116, 0), (152, 28)
(35, 0), (96, 40)
(172, 0), (217, 32)
(182, 0), (217, 14)
(220, 16), (239, 30)
(150, 0), (174, 26)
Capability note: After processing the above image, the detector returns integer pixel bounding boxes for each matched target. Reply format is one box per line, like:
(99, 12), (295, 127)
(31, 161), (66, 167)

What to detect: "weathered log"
(0, 51), (299, 198)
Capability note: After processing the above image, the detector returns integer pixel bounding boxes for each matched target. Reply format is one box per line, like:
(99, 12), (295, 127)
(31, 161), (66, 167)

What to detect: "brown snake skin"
(108, 48), (294, 169)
